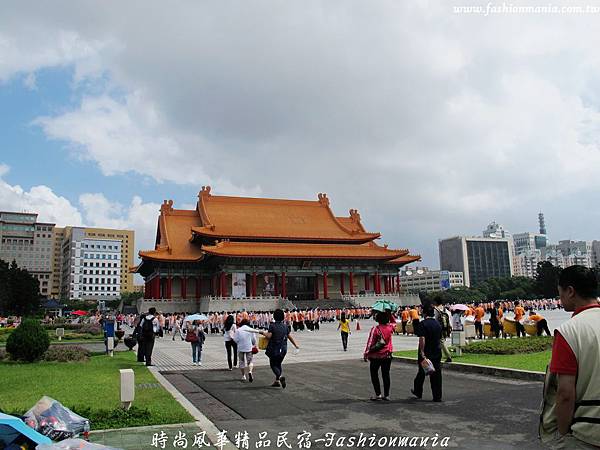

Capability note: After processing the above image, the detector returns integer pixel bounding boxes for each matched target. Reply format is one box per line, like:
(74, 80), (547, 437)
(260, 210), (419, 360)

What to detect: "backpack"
(141, 316), (155, 339)
(437, 308), (451, 337)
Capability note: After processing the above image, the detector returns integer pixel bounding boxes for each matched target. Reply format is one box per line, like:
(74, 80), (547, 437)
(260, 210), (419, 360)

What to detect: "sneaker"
(228, 367), (233, 371)
(280, 376), (286, 389)
(410, 389), (422, 399)
(192, 362), (197, 365)
(271, 381), (281, 387)
(248, 372), (253, 383)
(198, 362), (202, 366)
(445, 358), (452, 363)
(241, 376), (247, 382)
(381, 396), (390, 401)
(370, 395), (382, 401)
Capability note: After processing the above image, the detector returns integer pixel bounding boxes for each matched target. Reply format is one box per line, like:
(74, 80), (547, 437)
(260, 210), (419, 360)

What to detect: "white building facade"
(399, 267), (464, 293)
(61, 227), (121, 299)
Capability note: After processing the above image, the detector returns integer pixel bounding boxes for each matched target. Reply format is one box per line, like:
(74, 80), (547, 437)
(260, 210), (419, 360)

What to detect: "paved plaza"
(141, 313), (571, 449)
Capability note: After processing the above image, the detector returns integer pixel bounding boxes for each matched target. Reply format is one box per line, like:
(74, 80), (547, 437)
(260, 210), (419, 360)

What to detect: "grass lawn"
(0, 351), (193, 430)
(393, 349), (551, 372)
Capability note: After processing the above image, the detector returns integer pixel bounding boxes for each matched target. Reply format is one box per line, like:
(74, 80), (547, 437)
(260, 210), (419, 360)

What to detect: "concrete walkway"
(163, 359), (545, 450)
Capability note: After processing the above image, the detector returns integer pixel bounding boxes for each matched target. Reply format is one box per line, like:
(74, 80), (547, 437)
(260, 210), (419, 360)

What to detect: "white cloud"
(0, 164), (158, 272)
(3, 1), (600, 264)
(0, 164), (83, 226)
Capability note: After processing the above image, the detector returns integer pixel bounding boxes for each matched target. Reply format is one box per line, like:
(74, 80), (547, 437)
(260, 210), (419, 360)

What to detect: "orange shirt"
(465, 308), (473, 316)
(409, 309), (419, 320)
(401, 310), (410, 321)
(514, 306), (525, 321)
(498, 308), (503, 319)
(529, 314), (544, 322)
(474, 307), (485, 322)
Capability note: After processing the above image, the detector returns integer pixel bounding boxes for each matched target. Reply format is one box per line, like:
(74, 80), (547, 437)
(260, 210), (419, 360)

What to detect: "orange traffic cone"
(356, 321), (361, 331)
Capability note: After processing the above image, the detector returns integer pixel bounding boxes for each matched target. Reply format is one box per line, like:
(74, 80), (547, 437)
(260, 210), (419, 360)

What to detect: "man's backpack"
(437, 309), (451, 337)
(141, 316), (155, 339)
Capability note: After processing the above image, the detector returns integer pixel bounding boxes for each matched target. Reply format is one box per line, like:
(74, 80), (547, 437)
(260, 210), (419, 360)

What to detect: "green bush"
(79, 324), (102, 335)
(6, 320), (51, 362)
(74, 406), (152, 430)
(463, 336), (553, 355)
(44, 345), (91, 362)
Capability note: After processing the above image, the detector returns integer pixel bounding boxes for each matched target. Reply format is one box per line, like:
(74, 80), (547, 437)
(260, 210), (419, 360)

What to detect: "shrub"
(44, 345), (91, 362)
(6, 319), (51, 362)
(463, 336), (553, 355)
(73, 406), (152, 430)
(79, 324), (102, 335)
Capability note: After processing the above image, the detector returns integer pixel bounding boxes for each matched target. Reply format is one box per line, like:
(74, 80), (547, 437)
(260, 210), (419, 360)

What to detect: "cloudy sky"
(2, 0), (600, 275)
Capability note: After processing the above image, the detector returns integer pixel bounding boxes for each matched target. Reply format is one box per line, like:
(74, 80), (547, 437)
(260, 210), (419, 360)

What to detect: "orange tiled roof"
(192, 186), (379, 242)
(201, 241), (409, 260)
(138, 203), (203, 262)
(386, 254), (422, 265)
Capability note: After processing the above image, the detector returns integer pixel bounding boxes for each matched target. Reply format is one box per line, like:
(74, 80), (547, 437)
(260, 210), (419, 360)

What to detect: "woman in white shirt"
(223, 314), (238, 370)
(233, 319), (257, 382)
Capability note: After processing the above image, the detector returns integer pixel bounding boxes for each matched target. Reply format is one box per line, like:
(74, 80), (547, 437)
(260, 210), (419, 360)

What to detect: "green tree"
(535, 261), (562, 298)
(0, 259), (41, 316)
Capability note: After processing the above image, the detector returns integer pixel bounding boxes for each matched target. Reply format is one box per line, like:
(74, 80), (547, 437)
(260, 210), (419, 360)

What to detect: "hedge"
(463, 336), (553, 355)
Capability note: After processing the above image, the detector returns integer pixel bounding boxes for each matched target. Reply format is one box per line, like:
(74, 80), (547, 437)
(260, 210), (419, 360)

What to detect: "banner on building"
(232, 273), (247, 298)
(439, 271), (450, 290)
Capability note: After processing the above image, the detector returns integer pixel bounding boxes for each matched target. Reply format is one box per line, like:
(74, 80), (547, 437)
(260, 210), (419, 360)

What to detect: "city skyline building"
(439, 236), (514, 287)
(0, 211), (56, 297)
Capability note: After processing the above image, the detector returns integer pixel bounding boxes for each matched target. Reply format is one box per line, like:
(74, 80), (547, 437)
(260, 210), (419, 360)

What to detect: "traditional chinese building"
(134, 186), (420, 311)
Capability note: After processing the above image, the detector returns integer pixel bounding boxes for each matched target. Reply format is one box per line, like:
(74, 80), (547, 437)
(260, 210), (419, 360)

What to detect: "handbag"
(185, 331), (198, 343)
(420, 358), (435, 375)
(369, 326), (387, 353)
(251, 345), (259, 354)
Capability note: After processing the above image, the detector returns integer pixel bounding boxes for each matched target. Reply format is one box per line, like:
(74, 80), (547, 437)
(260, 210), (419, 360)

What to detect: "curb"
(393, 356), (545, 382)
(149, 366), (238, 450)
(89, 421), (199, 435)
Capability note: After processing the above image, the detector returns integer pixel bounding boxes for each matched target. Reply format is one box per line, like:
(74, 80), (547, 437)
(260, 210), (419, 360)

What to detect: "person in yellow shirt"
(337, 312), (351, 351)
(474, 303), (485, 339)
(527, 311), (552, 336)
(409, 306), (421, 333)
(401, 308), (410, 335)
(513, 301), (526, 337)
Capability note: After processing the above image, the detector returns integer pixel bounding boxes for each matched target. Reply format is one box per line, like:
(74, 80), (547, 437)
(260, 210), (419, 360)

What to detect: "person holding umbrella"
(186, 320), (206, 365)
(364, 304), (395, 401)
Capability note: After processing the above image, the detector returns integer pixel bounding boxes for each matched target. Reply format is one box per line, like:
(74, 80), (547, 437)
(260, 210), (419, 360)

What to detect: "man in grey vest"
(540, 265), (600, 449)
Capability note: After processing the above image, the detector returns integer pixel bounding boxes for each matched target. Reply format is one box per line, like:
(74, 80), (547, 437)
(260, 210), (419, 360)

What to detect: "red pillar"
(274, 274), (279, 296)
(159, 277), (165, 299)
(323, 272), (329, 299)
(314, 276), (319, 299)
(167, 276), (173, 299)
(196, 276), (202, 298)
(384, 276), (389, 294)
(281, 272), (287, 298)
(340, 273), (345, 295)
(375, 273), (381, 294)
(251, 272), (257, 297)
(181, 277), (187, 299)
(153, 276), (160, 299)
(220, 272), (227, 297)
(349, 273), (355, 295)
(396, 275), (400, 293)
(364, 273), (370, 291)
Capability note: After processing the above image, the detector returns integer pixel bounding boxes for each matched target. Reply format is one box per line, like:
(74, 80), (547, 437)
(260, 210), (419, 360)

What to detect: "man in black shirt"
(411, 303), (443, 402)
